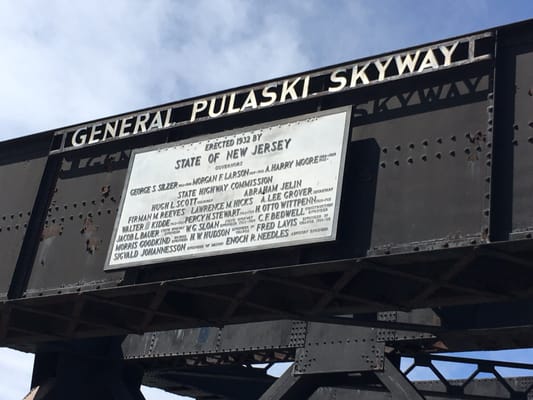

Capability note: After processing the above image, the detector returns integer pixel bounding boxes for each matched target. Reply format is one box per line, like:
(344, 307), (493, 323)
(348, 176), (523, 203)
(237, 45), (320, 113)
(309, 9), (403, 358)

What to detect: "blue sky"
(1, 1), (533, 399)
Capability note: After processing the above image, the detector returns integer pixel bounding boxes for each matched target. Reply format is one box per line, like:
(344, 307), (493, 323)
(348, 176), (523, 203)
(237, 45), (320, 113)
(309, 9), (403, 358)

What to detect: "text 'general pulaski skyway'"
(105, 109), (350, 269)
(73, 36), (490, 151)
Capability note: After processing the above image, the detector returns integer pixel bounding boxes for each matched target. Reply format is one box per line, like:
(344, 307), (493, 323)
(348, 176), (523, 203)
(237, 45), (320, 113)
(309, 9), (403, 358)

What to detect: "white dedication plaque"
(105, 107), (351, 270)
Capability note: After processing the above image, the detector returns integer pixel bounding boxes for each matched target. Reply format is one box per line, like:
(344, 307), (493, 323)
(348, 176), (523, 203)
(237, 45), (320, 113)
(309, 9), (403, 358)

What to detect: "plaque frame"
(104, 106), (352, 271)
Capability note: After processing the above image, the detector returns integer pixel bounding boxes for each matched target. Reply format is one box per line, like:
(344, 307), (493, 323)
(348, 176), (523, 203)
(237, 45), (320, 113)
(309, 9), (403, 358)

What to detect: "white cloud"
(0, 0), (529, 140)
(0, 0), (312, 139)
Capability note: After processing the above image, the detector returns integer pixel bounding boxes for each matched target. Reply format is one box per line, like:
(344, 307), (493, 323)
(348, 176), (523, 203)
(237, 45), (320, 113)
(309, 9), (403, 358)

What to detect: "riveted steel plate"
(0, 137), (50, 299)
(123, 320), (306, 359)
(24, 149), (130, 296)
(218, 320), (306, 352)
(351, 65), (492, 254)
(294, 322), (384, 375)
(143, 327), (220, 358)
(503, 40), (533, 239)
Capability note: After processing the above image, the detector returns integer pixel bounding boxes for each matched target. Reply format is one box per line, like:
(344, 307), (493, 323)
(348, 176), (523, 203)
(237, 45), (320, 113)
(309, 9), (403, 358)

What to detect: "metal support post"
(27, 337), (145, 400)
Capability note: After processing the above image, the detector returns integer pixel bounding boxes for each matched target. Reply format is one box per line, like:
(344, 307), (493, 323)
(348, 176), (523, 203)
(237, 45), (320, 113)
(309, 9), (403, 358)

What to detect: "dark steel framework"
(2, 19), (533, 400)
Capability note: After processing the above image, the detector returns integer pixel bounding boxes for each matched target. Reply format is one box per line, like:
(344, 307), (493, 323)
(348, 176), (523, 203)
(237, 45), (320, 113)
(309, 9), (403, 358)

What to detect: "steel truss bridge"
(3, 19), (533, 400)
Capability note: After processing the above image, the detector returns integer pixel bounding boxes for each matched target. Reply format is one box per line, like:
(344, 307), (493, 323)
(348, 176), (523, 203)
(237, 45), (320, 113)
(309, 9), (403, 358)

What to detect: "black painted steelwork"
(0, 21), (530, 343)
(3, 18), (533, 400)
(30, 337), (145, 400)
(122, 319), (533, 399)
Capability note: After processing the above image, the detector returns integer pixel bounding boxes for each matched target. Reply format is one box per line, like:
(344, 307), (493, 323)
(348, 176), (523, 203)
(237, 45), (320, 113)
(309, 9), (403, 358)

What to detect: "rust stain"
(86, 237), (101, 254)
(80, 217), (98, 235)
(101, 185), (111, 197)
(81, 216), (101, 254)
(41, 224), (62, 240)
(465, 130), (486, 145)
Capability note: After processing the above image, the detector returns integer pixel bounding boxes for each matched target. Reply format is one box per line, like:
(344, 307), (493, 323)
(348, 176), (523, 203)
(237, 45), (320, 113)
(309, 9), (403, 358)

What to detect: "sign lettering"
(59, 34), (492, 151)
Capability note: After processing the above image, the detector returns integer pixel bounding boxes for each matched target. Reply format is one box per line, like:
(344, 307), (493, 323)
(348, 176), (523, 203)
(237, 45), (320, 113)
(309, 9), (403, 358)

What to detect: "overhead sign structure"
(105, 108), (351, 270)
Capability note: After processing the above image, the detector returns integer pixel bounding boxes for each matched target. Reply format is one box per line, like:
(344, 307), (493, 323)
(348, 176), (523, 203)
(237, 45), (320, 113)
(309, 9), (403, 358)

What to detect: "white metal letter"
(72, 128), (88, 147)
(374, 57), (393, 81)
(208, 96), (227, 117)
(133, 113), (150, 134)
(240, 90), (258, 111)
(328, 69), (347, 92)
(395, 51), (421, 75)
(280, 77), (301, 102)
(418, 49), (439, 72)
(190, 100), (208, 122)
(440, 42), (459, 66)
(260, 85), (277, 107)
(349, 63), (370, 87)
